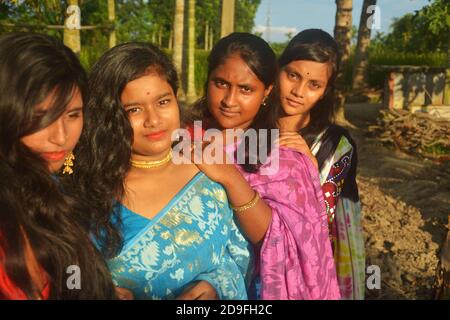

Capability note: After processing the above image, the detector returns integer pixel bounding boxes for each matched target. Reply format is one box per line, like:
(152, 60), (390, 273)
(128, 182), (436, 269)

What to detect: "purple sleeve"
(246, 148), (341, 300)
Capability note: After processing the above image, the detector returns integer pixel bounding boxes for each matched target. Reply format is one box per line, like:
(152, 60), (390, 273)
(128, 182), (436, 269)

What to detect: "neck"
(278, 112), (310, 132)
(130, 149), (173, 171)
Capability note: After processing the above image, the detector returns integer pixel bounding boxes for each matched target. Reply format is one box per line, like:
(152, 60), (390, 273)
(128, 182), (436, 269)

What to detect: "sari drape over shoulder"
(226, 144), (341, 300)
(311, 125), (365, 300)
(107, 173), (253, 300)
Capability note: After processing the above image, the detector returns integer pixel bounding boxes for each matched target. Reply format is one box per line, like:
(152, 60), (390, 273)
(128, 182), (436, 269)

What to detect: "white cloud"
(253, 24), (298, 35)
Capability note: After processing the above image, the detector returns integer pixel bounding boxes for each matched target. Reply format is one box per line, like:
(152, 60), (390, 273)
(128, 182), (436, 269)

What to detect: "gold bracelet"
(231, 190), (260, 213)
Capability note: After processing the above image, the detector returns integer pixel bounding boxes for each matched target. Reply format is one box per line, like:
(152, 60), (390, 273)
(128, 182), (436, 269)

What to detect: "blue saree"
(108, 172), (253, 300)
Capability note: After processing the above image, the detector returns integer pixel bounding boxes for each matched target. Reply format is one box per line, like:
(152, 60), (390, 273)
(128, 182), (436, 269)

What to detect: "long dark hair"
(72, 42), (179, 255)
(278, 29), (340, 147)
(189, 32), (279, 173)
(279, 30), (358, 201)
(0, 33), (117, 299)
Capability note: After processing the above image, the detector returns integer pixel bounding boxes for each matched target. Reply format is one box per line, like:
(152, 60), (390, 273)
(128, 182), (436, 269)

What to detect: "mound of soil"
(345, 104), (450, 299)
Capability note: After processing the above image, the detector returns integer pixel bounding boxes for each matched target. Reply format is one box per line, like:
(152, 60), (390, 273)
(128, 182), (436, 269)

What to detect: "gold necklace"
(130, 150), (173, 169)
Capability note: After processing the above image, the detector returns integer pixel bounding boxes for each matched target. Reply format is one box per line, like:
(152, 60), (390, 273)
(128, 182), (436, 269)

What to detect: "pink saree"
(227, 145), (341, 300)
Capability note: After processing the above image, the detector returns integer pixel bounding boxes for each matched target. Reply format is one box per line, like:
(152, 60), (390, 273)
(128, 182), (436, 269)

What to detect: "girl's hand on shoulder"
(186, 140), (240, 187)
(277, 131), (319, 170)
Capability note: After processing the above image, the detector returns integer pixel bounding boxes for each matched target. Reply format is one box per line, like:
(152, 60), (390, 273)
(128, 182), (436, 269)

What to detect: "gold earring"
(62, 151), (75, 175)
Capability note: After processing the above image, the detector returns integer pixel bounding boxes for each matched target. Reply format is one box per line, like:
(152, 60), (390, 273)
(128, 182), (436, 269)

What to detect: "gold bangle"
(231, 190), (260, 213)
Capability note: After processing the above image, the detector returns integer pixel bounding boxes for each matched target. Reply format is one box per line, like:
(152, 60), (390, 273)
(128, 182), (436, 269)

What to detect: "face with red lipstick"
(20, 88), (83, 173)
(207, 53), (272, 130)
(278, 60), (331, 117)
(121, 72), (179, 161)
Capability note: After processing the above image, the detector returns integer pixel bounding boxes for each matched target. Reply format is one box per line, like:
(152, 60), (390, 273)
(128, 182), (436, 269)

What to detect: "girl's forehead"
(212, 55), (262, 84)
(286, 60), (331, 80)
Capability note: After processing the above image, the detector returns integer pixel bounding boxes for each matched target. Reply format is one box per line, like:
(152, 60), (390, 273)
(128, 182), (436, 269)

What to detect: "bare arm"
(220, 166), (272, 245)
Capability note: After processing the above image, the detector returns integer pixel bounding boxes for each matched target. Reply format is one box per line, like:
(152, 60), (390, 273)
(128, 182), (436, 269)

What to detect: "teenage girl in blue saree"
(72, 42), (252, 300)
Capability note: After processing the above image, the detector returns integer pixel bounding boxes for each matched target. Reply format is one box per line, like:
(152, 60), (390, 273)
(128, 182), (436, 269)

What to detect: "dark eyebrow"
(238, 83), (254, 89)
(211, 77), (253, 89)
(284, 66), (301, 77)
(67, 106), (83, 112)
(285, 66), (326, 84)
(211, 77), (229, 85)
(122, 102), (140, 108)
(310, 79), (326, 85)
(156, 92), (172, 100)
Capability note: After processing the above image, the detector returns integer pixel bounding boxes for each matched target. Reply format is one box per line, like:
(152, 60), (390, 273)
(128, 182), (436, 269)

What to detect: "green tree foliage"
(235, 0), (260, 33)
(115, 0), (155, 43)
(1, 0), (262, 76)
(195, 0), (220, 49)
(0, 0), (65, 37)
(419, 0), (450, 35)
(371, 0), (449, 54)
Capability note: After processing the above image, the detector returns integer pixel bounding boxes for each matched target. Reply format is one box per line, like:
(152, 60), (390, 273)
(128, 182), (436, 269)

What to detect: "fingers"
(276, 137), (309, 150)
(175, 282), (198, 300)
(115, 287), (134, 300)
(176, 290), (198, 300)
(176, 281), (218, 300)
(193, 281), (218, 300)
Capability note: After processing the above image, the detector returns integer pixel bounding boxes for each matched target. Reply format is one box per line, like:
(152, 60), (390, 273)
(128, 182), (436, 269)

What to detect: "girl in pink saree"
(186, 32), (340, 299)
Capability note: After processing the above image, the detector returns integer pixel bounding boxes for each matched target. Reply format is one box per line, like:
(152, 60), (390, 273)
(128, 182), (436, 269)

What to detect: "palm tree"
(172, 0), (185, 101)
(445, 29), (450, 104)
(108, 0), (116, 48)
(186, 0), (197, 104)
(63, 0), (81, 55)
(204, 21), (209, 50)
(352, 0), (377, 94)
(334, 0), (353, 123)
(221, 0), (235, 38)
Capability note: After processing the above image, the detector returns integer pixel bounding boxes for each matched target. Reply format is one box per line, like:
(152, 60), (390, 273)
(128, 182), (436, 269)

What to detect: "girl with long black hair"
(188, 32), (340, 300)
(276, 29), (365, 299)
(0, 33), (118, 299)
(71, 42), (252, 300)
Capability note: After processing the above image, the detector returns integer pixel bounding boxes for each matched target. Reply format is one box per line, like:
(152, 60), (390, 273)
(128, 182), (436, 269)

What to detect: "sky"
(253, 0), (430, 43)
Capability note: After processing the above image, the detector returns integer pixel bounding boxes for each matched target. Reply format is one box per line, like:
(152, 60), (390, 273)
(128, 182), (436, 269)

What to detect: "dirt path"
(345, 103), (450, 299)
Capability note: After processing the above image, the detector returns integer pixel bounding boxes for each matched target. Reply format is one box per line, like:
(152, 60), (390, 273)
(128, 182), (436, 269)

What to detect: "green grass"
(343, 48), (447, 91)
(423, 143), (450, 156)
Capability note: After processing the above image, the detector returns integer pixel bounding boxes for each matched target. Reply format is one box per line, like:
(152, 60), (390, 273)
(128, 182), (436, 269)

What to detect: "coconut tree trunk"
(352, 0), (376, 94)
(108, 0), (116, 48)
(168, 30), (173, 50)
(334, 0), (353, 123)
(173, 0), (185, 101)
(220, 0), (235, 38)
(64, 0), (81, 55)
(209, 26), (214, 50)
(158, 27), (163, 47)
(444, 29), (450, 104)
(204, 22), (209, 50)
(186, 0), (197, 104)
